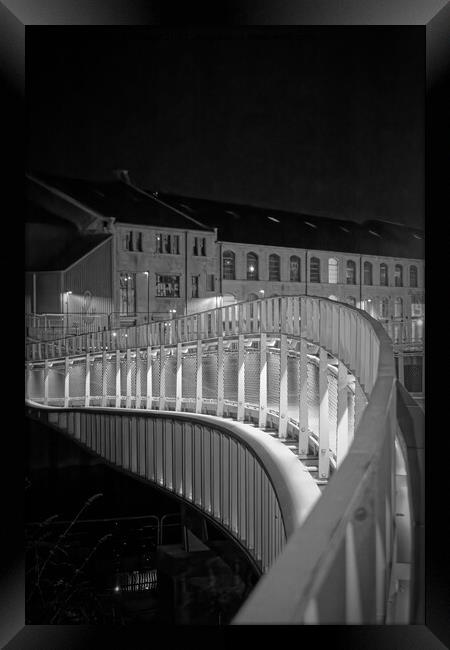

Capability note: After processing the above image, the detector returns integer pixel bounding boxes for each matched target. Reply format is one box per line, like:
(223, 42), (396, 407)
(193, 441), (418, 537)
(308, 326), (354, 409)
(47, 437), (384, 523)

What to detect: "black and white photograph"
(2, 0), (448, 646)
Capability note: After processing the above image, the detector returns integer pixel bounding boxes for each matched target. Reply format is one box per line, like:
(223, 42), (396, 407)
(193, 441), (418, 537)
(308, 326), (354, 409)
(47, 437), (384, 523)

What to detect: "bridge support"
(237, 334), (245, 421)
(336, 361), (349, 466)
(298, 339), (309, 457)
(318, 347), (330, 479)
(217, 337), (224, 417)
(278, 334), (288, 438)
(44, 360), (49, 405)
(115, 350), (121, 408)
(146, 346), (152, 409)
(85, 354), (90, 408)
(175, 342), (182, 411)
(259, 333), (267, 430)
(159, 345), (166, 410)
(196, 340), (202, 413)
(126, 349), (132, 409)
(136, 348), (141, 409)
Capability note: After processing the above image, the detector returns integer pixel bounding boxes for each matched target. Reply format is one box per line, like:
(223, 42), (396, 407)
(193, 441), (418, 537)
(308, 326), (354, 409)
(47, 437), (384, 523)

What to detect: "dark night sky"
(27, 27), (425, 227)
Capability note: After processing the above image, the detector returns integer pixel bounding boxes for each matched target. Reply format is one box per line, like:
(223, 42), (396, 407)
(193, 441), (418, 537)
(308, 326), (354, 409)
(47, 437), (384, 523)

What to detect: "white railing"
(25, 295), (423, 623)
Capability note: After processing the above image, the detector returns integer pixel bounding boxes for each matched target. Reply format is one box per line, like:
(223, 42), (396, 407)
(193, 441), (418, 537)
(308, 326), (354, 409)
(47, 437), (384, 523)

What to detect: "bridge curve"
(25, 295), (423, 624)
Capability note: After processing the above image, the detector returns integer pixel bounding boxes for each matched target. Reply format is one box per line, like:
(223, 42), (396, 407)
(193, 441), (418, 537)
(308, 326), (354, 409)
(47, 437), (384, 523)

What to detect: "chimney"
(113, 169), (131, 184)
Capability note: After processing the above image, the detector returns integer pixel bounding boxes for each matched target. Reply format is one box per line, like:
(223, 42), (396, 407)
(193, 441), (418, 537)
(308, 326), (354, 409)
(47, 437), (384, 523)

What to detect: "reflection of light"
(112, 333), (117, 337)
(143, 271), (149, 276)
(249, 265), (255, 272)
(66, 291), (72, 295)
(259, 289), (265, 296)
(416, 318), (423, 326)
(114, 586), (120, 592)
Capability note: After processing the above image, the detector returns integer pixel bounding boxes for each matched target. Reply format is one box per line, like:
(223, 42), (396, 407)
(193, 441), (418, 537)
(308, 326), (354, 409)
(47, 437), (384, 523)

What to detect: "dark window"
(310, 257), (321, 283)
(380, 298), (389, 319)
(410, 265), (418, 287)
(346, 260), (356, 284)
(206, 274), (215, 292)
(394, 297), (403, 318)
(394, 264), (403, 287)
(269, 254), (280, 281)
(363, 261), (373, 285)
(191, 275), (199, 298)
(247, 252), (259, 280)
(290, 256), (301, 282)
(380, 263), (388, 286)
(194, 237), (206, 256)
(119, 272), (136, 314)
(156, 275), (180, 298)
(223, 251), (235, 280)
(123, 231), (134, 251)
(404, 356), (423, 393)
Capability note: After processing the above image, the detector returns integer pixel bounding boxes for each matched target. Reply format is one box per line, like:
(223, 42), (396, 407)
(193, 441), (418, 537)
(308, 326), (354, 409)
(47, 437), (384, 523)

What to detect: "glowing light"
(249, 265), (255, 273)
(112, 333), (117, 337)
(114, 586), (120, 592)
(143, 271), (149, 276)
(416, 318), (423, 326)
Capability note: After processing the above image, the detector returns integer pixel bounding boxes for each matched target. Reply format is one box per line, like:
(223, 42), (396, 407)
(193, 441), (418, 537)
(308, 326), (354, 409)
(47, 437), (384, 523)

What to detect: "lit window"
(247, 252), (259, 280)
(410, 265), (418, 287)
(269, 254), (280, 281)
(310, 257), (320, 283)
(363, 261), (373, 285)
(411, 296), (423, 317)
(380, 263), (388, 286)
(328, 258), (338, 284)
(346, 260), (356, 285)
(156, 275), (180, 298)
(394, 264), (403, 287)
(394, 297), (403, 318)
(290, 256), (301, 282)
(223, 251), (235, 280)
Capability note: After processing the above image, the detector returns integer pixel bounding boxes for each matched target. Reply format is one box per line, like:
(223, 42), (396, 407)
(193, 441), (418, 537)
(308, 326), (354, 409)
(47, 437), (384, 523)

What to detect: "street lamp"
(65, 291), (72, 335)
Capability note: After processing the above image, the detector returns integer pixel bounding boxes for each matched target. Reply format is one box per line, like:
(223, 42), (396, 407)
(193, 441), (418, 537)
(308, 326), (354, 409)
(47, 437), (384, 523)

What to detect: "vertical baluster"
(135, 348), (141, 409)
(298, 339), (309, 457)
(126, 349), (132, 409)
(43, 360), (49, 405)
(278, 334), (288, 438)
(318, 347), (330, 479)
(196, 340), (202, 413)
(101, 351), (107, 407)
(237, 334), (245, 421)
(159, 345), (166, 410)
(336, 361), (349, 466)
(64, 357), (70, 408)
(259, 333), (267, 430)
(176, 342), (182, 411)
(146, 346), (152, 409)
(115, 350), (121, 408)
(217, 337), (224, 417)
(85, 354), (90, 408)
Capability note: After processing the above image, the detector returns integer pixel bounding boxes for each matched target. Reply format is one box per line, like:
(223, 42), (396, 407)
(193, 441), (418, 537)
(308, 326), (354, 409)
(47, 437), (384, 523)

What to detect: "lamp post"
(65, 291), (72, 336)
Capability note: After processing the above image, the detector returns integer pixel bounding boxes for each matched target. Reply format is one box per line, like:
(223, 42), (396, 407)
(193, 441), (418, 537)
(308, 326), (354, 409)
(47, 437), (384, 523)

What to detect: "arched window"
(380, 298), (389, 319)
(380, 263), (388, 286)
(290, 255), (301, 282)
(310, 257), (321, 283)
(222, 250), (235, 280)
(394, 264), (403, 287)
(247, 252), (259, 280)
(328, 258), (339, 283)
(394, 297), (403, 318)
(346, 260), (356, 284)
(410, 265), (418, 287)
(269, 254), (281, 281)
(363, 261), (373, 285)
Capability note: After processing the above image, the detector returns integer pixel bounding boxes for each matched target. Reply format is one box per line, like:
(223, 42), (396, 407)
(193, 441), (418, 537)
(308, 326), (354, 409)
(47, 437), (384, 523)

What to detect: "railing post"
(159, 345), (166, 410)
(126, 349), (132, 409)
(195, 340), (202, 413)
(85, 353), (91, 408)
(136, 348), (141, 409)
(318, 347), (330, 479)
(26, 364), (32, 401)
(43, 360), (49, 405)
(176, 342), (182, 411)
(237, 334), (245, 421)
(278, 334), (288, 438)
(115, 350), (121, 408)
(146, 346), (152, 409)
(101, 351), (107, 407)
(258, 333), (267, 429)
(217, 337), (224, 417)
(64, 357), (70, 408)
(298, 339), (309, 457)
(336, 360), (350, 467)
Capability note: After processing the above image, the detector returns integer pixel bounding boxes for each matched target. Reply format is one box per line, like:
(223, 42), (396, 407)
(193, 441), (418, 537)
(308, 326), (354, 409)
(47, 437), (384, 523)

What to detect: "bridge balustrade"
(25, 295), (423, 624)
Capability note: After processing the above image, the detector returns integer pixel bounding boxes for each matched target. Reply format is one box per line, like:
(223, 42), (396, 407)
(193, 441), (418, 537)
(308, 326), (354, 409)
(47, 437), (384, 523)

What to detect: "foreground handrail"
(26, 402), (320, 574)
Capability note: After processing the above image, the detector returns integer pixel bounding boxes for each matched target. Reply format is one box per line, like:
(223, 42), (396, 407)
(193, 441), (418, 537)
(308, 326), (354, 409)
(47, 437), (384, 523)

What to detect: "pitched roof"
(157, 193), (424, 259)
(29, 172), (214, 232)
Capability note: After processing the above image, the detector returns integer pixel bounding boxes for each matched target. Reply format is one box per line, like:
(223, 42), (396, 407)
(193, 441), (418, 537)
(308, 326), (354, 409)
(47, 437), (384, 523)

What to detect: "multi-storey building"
(25, 171), (424, 401)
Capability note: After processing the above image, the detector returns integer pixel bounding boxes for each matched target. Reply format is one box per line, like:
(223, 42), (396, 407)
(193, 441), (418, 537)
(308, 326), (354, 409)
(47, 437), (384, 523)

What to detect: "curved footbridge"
(25, 295), (424, 624)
